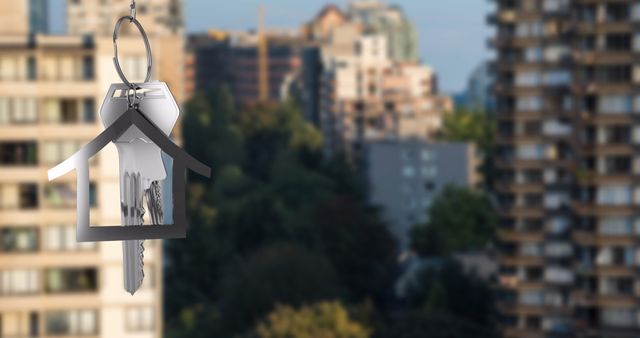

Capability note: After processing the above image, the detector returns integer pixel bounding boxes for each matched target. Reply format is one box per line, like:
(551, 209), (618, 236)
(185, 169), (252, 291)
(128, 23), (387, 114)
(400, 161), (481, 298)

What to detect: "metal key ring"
(112, 15), (153, 89)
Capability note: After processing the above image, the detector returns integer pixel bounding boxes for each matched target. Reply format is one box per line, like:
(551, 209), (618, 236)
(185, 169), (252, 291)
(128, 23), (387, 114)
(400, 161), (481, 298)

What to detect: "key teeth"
(139, 240), (145, 285)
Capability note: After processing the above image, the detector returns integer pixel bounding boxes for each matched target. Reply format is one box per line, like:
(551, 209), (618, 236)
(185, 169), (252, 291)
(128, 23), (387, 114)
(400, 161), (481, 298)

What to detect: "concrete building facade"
(0, 1), (185, 338)
(67, 0), (183, 37)
(366, 140), (480, 251)
(492, 0), (640, 336)
(186, 30), (307, 107)
(346, 0), (419, 62)
(318, 30), (451, 160)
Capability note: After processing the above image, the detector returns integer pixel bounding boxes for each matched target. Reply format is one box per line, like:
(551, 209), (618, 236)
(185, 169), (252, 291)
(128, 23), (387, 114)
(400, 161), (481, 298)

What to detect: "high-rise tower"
(492, 0), (640, 336)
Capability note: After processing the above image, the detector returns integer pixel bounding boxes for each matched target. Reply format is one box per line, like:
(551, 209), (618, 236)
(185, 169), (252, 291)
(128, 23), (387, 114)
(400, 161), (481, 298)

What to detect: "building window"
(27, 56), (37, 81)
(424, 181), (435, 191)
(0, 183), (38, 209)
(82, 56), (94, 80)
(516, 96), (543, 111)
(0, 269), (39, 295)
(42, 140), (82, 165)
(597, 185), (632, 205)
(0, 142), (37, 166)
(44, 182), (97, 209)
(602, 308), (636, 327)
(402, 166), (416, 178)
(516, 71), (541, 86)
(519, 290), (544, 306)
(421, 150), (433, 161)
(45, 310), (98, 336)
(44, 225), (96, 252)
(45, 268), (97, 294)
(0, 227), (38, 253)
(421, 166), (437, 178)
(82, 98), (95, 123)
(598, 95), (632, 114)
(125, 307), (155, 332)
(0, 312), (38, 337)
(60, 99), (78, 123)
(0, 98), (38, 125)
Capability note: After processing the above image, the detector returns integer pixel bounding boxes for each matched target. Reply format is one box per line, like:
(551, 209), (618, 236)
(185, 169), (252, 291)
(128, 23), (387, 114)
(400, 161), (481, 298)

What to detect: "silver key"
(99, 81), (179, 294)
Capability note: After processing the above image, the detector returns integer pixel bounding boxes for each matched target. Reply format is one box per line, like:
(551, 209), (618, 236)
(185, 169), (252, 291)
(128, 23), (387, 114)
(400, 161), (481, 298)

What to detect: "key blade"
(122, 171), (145, 295)
(124, 181), (164, 295)
(123, 240), (145, 295)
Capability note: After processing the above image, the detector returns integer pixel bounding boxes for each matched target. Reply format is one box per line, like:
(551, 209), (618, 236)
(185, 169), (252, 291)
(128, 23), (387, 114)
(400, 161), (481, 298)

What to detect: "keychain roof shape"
(48, 107), (211, 242)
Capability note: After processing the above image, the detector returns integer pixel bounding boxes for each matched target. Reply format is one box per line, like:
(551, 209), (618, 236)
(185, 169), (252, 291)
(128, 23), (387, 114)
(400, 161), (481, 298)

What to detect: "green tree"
(404, 260), (499, 331)
(166, 88), (398, 338)
(410, 185), (497, 256)
(438, 107), (497, 188)
(438, 107), (495, 152)
(256, 301), (371, 338)
(374, 311), (499, 338)
(218, 244), (345, 335)
(310, 197), (397, 302)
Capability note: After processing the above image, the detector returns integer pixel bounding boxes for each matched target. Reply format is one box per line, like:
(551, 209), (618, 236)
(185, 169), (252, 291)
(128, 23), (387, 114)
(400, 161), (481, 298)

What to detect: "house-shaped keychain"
(47, 104), (211, 242)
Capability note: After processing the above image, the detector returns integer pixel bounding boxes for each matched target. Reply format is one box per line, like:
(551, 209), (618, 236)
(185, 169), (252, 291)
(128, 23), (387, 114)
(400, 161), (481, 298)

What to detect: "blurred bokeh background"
(8, 1), (637, 338)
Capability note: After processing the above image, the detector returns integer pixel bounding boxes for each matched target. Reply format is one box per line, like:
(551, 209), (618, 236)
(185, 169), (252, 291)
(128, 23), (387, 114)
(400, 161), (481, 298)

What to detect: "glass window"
(0, 312), (31, 337)
(82, 98), (95, 123)
(520, 290), (544, 306)
(0, 227), (38, 252)
(599, 95), (632, 114)
(45, 268), (97, 294)
(525, 47), (542, 62)
(544, 70), (571, 86)
(599, 217), (632, 235)
(0, 98), (38, 125)
(26, 56), (36, 81)
(0, 183), (38, 209)
(516, 72), (541, 86)
(402, 166), (415, 178)
(0, 269), (39, 295)
(82, 56), (94, 80)
(125, 307), (155, 332)
(0, 142), (38, 165)
(602, 308), (635, 327)
(44, 225), (96, 252)
(597, 185), (632, 205)
(516, 96), (543, 111)
(45, 310), (98, 336)
(421, 166), (437, 178)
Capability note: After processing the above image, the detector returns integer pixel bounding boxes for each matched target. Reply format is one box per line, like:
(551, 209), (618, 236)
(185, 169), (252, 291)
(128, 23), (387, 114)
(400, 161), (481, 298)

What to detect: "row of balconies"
(0, 267), (98, 296)
(489, 2), (637, 25)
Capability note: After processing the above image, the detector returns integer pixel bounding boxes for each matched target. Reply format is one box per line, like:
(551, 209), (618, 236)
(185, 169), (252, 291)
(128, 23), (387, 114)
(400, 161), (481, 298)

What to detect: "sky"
(185, 0), (495, 94)
(50, 0), (494, 94)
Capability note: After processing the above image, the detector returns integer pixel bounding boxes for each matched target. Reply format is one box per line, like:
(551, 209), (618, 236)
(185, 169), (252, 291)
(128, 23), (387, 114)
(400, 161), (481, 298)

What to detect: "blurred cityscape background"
(2, 0), (640, 338)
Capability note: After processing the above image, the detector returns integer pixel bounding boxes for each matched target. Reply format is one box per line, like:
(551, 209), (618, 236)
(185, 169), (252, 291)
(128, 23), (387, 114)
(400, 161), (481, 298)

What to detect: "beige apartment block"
(67, 0), (183, 37)
(319, 31), (451, 160)
(0, 2), (30, 35)
(0, 25), (183, 338)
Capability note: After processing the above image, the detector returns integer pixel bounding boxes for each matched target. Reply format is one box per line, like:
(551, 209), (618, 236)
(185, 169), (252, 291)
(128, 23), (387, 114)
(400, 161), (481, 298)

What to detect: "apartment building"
(0, 2), (184, 338)
(187, 30), (308, 107)
(366, 140), (480, 251)
(318, 30), (451, 160)
(67, 0), (183, 36)
(346, 0), (419, 62)
(492, 0), (640, 337)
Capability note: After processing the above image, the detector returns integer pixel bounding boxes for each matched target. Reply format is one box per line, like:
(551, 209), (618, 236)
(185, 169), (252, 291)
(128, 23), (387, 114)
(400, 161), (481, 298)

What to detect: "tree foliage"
(374, 311), (499, 338)
(257, 301), (371, 338)
(438, 107), (495, 152)
(410, 185), (497, 256)
(166, 87), (397, 337)
(405, 260), (499, 328)
(218, 244), (345, 334)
